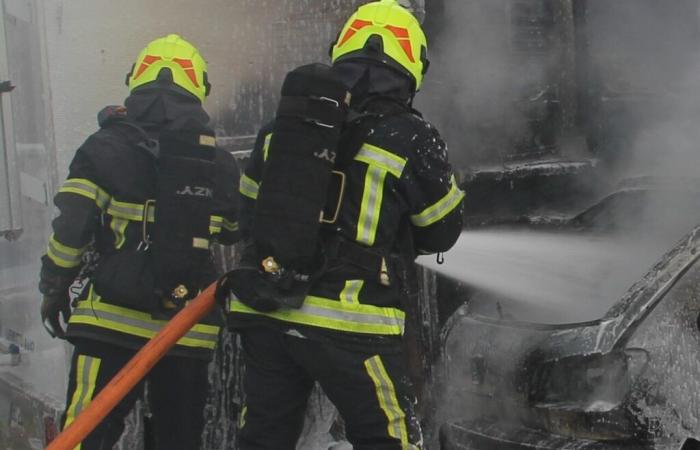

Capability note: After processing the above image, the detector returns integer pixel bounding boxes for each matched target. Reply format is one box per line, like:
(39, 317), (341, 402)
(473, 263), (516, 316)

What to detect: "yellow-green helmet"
(126, 34), (211, 102)
(331, 0), (429, 91)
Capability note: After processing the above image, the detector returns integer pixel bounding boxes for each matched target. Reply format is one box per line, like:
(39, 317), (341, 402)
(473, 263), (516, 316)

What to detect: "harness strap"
(277, 95), (346, 129)
(325, 237), (397, 286)
(102, 117), (160, 158)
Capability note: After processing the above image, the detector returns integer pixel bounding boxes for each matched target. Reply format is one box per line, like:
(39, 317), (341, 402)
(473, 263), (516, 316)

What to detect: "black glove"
(41, 294), (71, 339)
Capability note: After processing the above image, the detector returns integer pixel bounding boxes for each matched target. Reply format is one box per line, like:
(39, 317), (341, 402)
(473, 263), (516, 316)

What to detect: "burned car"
(433, 177), (700, 449)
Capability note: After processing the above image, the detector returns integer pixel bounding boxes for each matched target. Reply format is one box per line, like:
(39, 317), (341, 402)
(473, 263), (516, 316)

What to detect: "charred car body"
(437, 179), (700, 449)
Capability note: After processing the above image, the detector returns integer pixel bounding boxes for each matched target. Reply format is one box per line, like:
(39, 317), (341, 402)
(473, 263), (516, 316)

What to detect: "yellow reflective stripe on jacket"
(365, 355), (411, 447)
(63, 354), (101, 438)
(107, 199), (232, 237)
(71, 293), (219, 349)
(59, 178), (111, 209)
(106, 199), (153, 222)
(229, 294), (405, 335)
(239, 405), (248, 429)
(229, 296), (405, 335)
(355, 143), (407, 178)
(357, 166), (387, 246)
(262, 133), (272, 162)
(210, 215), (239, 234)
(110, 217), (129, 249)
(410, 175), (464, 227)
(354, 144), (406, 245)
(239, 174), (260, 200)
(340, 280), (363, 304)
(47, 234), (86, 268)
(222, 217), (239, 232)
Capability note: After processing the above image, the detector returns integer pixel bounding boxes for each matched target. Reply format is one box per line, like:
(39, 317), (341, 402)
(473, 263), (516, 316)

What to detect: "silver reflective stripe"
(209, 216), (222, 234)
(365, 355), (409, 446)
(340, 280), (363, 304)
(64, 354), (101, 429)
(60, 178), (111, 209)
(107, 199), (156, 222)
(107, 201), (145, 221)
(357, 166), (387, 246)
(210, 216), (239, 234)
(71, 307), (218, 346)
(47, 234), (84, 268)
(74, 356), (98, 417)
(300, 302), (399, 328)
(355, 143), (406, 178)
(230, 295), (405, 335)
(410, 175), (465, 227)
(61, 179), (98, 196)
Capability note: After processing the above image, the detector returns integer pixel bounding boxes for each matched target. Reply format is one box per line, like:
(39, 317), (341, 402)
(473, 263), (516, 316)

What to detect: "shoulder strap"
(336, 97), (411, 166)
(102, 117), (160, 159)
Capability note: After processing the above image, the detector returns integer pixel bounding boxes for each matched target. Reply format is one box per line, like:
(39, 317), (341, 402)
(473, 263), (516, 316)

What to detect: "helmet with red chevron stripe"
(330, 0), (429, 91)
(126, 34), (211, 102)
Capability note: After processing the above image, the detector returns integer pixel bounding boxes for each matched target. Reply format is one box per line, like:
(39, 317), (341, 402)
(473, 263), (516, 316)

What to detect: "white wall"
(41, 0), (371, 178)
(41, 0), (260, 177)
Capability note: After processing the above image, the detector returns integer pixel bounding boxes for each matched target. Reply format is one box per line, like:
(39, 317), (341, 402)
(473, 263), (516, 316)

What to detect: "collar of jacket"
(331, 60), (414, 107)
(123, 88), (210, 132)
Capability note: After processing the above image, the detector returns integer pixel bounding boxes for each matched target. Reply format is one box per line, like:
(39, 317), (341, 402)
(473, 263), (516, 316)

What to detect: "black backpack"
(93, 115), (217, 315)
(239, 63), (351, 309)
(228, 65), (412, 312)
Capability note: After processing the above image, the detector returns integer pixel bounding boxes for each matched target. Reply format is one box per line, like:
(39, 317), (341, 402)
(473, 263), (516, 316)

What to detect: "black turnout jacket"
(228, 97), (464, 344)
(40, 105), (240, 359)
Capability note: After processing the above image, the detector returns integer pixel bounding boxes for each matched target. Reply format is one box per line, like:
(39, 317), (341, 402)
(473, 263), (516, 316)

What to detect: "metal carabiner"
(139, 199), (155, 251)
(437, 252), (444, 265)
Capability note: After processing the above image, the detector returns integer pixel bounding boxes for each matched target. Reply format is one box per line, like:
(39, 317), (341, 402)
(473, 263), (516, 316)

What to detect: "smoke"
(418, 1), (515, 166)
(398, 0), (425, 23)
(417, 0), (700, 323)
(418, 0), (700, 177)
(585, 0), (700, 178)
(417, 1), (700, 441)
(418, 1), (562, 166)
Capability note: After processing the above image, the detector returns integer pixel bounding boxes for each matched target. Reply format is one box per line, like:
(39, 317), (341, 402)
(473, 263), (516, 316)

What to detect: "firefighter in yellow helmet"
(226, 1), (463, 449)
(39, 34), (240, 449)
(331, 0), (429, 91)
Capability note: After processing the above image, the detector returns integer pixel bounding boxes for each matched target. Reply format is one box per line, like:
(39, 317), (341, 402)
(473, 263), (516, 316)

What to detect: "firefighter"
(38, 34), (240, 449)
(226, 1), (464, 449)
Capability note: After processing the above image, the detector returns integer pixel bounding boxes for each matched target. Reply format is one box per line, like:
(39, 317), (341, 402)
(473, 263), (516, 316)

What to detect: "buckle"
(316, 96), (340, 108)
(320, 171), (346, 224)
(306, 96), (342, 128)
(138, 199), (155, 251)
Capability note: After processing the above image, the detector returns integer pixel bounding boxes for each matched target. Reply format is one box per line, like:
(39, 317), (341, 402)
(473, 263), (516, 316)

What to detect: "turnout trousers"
(238, 326), (423, 450)
(60, 339), (209, 450)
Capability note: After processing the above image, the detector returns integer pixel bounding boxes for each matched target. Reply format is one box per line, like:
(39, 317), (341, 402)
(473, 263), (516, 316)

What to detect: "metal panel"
(3, 0), (31, 23)
(0, 0), (22, 238)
